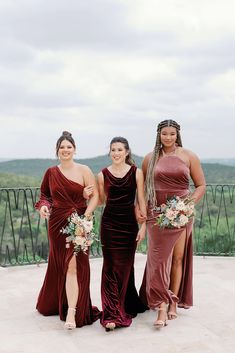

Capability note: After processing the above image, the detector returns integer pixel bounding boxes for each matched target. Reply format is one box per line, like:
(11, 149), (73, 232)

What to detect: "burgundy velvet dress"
(140, 155), (193, 309)
(35, 166), (100, 327)
(100, 166), (147, 328)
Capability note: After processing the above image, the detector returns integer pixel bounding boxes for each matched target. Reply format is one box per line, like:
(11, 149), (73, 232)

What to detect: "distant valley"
(0, 156), (235, 187)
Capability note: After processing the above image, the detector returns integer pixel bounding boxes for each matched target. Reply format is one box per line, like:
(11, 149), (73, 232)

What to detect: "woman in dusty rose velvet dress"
(35, 131), (100, 329)
(139, 120), (206, 329)
(97, 137), (148, 331)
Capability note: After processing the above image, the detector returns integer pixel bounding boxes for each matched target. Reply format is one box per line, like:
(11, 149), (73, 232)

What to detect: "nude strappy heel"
(64, 307), (76, 330)
(168, 303), (178, 320)
(168, 311), (178, 320)
(153, 307), (168, 329)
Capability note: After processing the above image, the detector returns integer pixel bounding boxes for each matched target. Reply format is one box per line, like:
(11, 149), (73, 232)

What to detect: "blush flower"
(156, 195), (195, 229)
(61, 212), (98, 255)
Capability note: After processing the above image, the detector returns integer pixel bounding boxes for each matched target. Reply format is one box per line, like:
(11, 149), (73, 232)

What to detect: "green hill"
(0, 172), (40, 188)
(0, 155), (143, 178)
(202, 158), (235, 167)
(201, 163), (235, 184)
(0, 156), (234, 187)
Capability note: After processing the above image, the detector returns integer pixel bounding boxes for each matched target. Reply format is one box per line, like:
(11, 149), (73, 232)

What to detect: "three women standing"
(36, 123), (205, 332)
(98, 137), (147, 331)
(139, 120), (206, 328)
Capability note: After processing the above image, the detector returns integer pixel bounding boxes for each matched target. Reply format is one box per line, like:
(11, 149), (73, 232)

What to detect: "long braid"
(145, 132), (161, 206)
(145, 119), (182, 208)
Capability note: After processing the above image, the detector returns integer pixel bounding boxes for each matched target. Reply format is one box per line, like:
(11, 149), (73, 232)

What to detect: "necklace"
(109, 165), (131, 177)
(161, 145), (177, 156)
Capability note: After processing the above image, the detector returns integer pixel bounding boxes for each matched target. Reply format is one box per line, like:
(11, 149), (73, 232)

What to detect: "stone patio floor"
(0, 254), (235, 353)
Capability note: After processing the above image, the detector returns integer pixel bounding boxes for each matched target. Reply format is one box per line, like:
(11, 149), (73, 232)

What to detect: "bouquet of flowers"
(156, 195), (195, 229)
(61, 212), (97, 255)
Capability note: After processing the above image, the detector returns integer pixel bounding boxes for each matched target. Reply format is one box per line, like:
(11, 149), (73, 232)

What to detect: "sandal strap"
(168, 311), (177, 316)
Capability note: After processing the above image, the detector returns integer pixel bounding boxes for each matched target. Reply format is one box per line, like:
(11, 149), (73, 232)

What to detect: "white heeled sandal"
(64, 307), (76, 330)
(153, 307), (168, 329)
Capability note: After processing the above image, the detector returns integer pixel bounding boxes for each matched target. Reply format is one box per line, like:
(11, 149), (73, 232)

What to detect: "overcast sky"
(0, 0), (235, 160)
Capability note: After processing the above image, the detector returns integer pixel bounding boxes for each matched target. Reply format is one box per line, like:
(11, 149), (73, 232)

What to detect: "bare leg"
(65, 256), (79, 328)
(154, 302), (167, 329)
(168, 229), (187, 319)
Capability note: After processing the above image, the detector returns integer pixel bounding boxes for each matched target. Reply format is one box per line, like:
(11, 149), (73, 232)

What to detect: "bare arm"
(97, 171), (106, 205)
(135, 168), (147, 244)
(136, 168), (146, 217)
(142, 152), (152, 180)
(135, 154), (152, 223)
(189, 152), (206, 204)
(83, 166), (99, 216)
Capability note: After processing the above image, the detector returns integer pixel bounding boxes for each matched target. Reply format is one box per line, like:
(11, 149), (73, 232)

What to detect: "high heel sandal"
(153, 307), (168, 329)
(168, 311), (178, 320)
(64, 307), (76, 330)
(105, 322), (116, 332)
(168, 304), (178, 320)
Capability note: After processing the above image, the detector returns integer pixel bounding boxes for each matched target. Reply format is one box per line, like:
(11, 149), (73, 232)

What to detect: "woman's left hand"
(135, 205), (147, 224)
(83, 185), (94, 199)
(136, 228), (146, 245)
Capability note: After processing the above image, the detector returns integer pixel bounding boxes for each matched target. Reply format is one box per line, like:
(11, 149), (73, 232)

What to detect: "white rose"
(74, 236), (85, 246)
(176, 201), (186, 211)
(179, 214), (189, 226)
(83, 220), (93, 233)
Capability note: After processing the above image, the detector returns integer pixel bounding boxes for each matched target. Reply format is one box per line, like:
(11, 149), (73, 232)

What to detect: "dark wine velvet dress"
(35, 166), (100, 327)
(100, 165), (147, 328)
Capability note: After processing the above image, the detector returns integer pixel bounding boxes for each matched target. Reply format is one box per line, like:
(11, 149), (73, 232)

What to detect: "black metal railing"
(0, 185), (235, 266)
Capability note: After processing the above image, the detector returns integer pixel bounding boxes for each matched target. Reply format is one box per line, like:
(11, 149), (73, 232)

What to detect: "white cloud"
(0, 0), (235, 159)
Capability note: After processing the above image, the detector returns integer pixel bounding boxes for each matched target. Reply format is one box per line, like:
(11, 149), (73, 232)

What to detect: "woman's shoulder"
(178, 147), (199, 159)
(143, 152), (153, 161)
(74, 163), (92, 173)
(45, 166), (56, 175)
(135, 166), (144, 178)
(142, 152), (152, 171)
(98, 168), (107, 177)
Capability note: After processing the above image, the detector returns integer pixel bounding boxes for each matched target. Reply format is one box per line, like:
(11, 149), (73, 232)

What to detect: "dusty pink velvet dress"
(140, 155), (193, 309)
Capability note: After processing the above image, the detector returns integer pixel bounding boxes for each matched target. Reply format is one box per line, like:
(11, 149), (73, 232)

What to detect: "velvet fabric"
(100, 166), (147, 328)
(35, 166), (100, 327)
(140, 155), (193, 309)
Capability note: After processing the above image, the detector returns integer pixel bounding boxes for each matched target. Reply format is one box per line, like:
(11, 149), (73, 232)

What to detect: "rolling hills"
(0, 156), (235, 187)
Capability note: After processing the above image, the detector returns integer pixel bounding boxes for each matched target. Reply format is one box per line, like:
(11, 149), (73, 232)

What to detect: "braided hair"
(145, 120), (182, 207)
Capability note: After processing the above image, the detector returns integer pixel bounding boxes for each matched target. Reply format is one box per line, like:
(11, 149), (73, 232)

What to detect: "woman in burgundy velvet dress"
(35, 131), (100, 329)
(97, 137), (147, 331)
(139, 120), (206, 329)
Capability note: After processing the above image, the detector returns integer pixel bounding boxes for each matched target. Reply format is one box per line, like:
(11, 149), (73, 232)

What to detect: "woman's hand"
(135, 204), (147, 224)
(136, 224), (146, 245)
(83, 185), (94, 199)
(39, 205), (50, 219)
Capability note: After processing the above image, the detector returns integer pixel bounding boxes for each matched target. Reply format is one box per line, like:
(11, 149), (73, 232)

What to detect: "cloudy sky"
(0, 0), (235, 160)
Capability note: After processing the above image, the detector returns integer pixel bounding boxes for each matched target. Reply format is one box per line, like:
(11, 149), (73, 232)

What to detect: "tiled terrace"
(0, 254), (235, 353)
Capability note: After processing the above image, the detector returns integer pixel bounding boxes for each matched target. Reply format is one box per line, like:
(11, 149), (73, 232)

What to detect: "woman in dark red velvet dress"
(35, 131), (100, 329)
(97, 137), (147, 331)
(139, 120), (206, 329)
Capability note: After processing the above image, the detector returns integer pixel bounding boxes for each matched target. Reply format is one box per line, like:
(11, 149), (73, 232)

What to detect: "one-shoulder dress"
(35, 166), (100, 327)
(140, 155), (193, 309)
(100, 165), (147, 328)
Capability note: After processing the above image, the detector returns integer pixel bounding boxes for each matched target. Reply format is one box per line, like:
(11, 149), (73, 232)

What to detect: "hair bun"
(62, 131), (72, 137)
